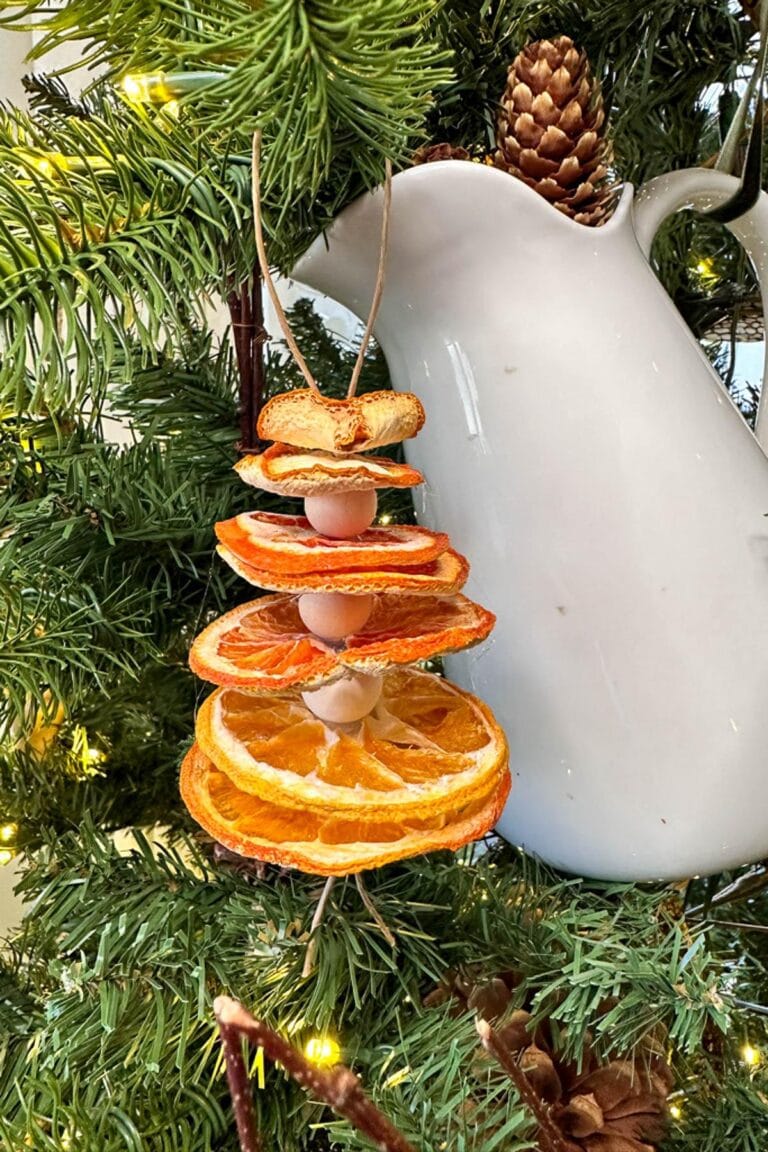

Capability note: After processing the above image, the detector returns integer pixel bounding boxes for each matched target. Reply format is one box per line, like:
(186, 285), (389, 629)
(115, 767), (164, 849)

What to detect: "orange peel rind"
(216, 543), (470, 595)
(236, 443), (424, 497)
(195, 666), (508, 819)
(190, 592), (496, 692)
(181, 741), (510, 876)
(215, 511), (449, 575)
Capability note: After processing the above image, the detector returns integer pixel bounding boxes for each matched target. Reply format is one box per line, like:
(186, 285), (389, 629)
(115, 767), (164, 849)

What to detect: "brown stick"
(347, 158), (393, 400)
(740, 0), (761, 30)
(214, 996), (417, 1152)
(476, 1020), (569, 1152)
(228, 273), (268, 454)
(301, 875), (336, 978)
(217, 1015), (264, 1152)
(355, 872), (397, 949)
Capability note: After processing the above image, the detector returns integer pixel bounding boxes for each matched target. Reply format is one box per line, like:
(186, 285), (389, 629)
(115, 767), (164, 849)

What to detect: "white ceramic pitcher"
(293, 161), (768, 882)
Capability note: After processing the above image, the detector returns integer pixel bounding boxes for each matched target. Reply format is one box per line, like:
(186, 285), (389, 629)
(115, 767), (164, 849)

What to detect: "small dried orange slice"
(236, 444), (424, 497)
(190, 592), (495, 691)
(195, 667), (508, 818)
(181, 742), (510, 875)
(257, 388), (425, 454)
(215, 512), (449, 575)
(217, 544), (469, 595)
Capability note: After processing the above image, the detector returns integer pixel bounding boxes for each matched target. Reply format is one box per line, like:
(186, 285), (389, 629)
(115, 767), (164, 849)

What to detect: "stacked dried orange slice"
(181, 388), (510, 875)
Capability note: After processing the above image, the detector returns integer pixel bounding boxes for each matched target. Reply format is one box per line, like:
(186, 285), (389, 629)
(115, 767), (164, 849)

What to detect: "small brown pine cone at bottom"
(425, 970), (672, 1152)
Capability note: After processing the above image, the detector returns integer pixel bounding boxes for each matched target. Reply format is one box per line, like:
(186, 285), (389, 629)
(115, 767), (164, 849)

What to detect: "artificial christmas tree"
(0, 3), (768, 1152)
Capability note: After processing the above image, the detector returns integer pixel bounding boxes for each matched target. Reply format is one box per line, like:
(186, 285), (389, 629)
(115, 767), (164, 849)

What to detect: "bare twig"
(301, 875), (336, 978)
(740, 0), (761, 31)
(217, 1013), (263, 1152)
(228, 273), (268, 454)
(251, 131), (319, 393)
(347, 158), (393, 399)
(476, 1019), (569, 1152)
(355, 872), (396, 949)
(214, 996), (417, 1152)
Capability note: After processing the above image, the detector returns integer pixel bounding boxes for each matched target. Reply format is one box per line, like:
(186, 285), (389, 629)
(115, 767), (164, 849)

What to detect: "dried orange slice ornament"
(215, 512), (449, 575)
(190, 592), (495, 692)
(236, 443), (424, 497)
(194, 667), (507, 819)
(181, 133), (510, 878)
(217, 544), (470, 596)
(181, 743), (510, 876)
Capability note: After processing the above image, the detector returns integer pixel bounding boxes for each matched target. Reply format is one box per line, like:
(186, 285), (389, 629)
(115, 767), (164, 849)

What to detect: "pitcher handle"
(634, 168), (768, 453)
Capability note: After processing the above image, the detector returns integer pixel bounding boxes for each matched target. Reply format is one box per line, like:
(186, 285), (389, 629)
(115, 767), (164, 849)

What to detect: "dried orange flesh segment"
(189, 594), (337, 691)
(236, 444), (424, 497)
(215, 511), (449, 575)
(181, 742), (510, 876)
(195, 667), (508, 818)
(343, 593), (495, 673)
(217, 544), (469, 595)
(190, 592), (496, 692)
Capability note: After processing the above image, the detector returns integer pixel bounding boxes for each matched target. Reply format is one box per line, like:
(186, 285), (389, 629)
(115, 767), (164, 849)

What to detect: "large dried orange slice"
(195, 667), (508, 818)
(181, 742), (510, 875)
(215, 512), (449, 575)
(190, 593), (495, 691)
(217, 544), (469, 595)
(236, 444), (424, 497)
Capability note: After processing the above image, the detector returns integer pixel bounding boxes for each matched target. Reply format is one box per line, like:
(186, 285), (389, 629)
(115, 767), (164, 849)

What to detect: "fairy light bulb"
(0, 848), (14, 866)
(32, 155), (58, 179)
(669, 1102), (683, 1120)
(122, 74), (154, 102)
(304, 1034), (341, 1067)
(741, 1042), (760, 1067)
(0, 822), (18, 844)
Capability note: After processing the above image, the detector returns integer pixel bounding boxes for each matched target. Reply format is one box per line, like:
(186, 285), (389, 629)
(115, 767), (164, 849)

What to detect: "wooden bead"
(304, 490), (377, 538)
(298, 592), (374, 641)
(302, 672), (383, 724)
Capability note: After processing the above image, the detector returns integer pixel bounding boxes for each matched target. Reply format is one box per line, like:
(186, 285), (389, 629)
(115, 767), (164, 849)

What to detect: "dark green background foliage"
(0, 2), (767, 1149)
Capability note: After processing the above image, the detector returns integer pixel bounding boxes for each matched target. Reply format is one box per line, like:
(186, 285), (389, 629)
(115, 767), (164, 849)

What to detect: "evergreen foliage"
(0, 2), (767, 1150)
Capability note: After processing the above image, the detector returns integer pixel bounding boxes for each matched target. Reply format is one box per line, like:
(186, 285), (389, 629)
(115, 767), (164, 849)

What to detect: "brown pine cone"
(494, 35), (618, 226)
(412, 142), (472, 165)
(425, 969), (673, 1152)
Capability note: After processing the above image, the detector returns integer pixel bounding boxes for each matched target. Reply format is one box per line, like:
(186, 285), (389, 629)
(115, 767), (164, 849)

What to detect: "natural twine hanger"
(251, 131), (392, 401)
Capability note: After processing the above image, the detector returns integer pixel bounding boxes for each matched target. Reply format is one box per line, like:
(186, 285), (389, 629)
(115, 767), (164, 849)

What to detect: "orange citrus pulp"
(194, 666), (508, 819)
(216, 543), (469, 595)
(190, 592), (496, 692)
(214, 511), (449, 575)
(181, 741), (510, 876)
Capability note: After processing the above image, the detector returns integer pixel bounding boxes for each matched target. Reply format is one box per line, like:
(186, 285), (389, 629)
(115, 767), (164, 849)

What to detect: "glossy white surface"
(294, 162), (768, 881)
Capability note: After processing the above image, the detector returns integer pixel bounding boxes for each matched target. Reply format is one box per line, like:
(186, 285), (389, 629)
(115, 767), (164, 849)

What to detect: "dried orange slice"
(236, 444), (424, 497)
(189, 594), (337, 691)
(195, 667), (508, 818)
(217, 544), (469, 595)
(257, 388), (425, 454)
(190, 593), (495, 691)
(215, 512), (448, 575)
(181, 742), (510, 875)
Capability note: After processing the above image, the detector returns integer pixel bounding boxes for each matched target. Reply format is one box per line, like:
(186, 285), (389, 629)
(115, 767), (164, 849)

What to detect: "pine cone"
(494, 36), (618, 226)
(426, 969), (673, 1152)
(412, 142), (472, 165)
